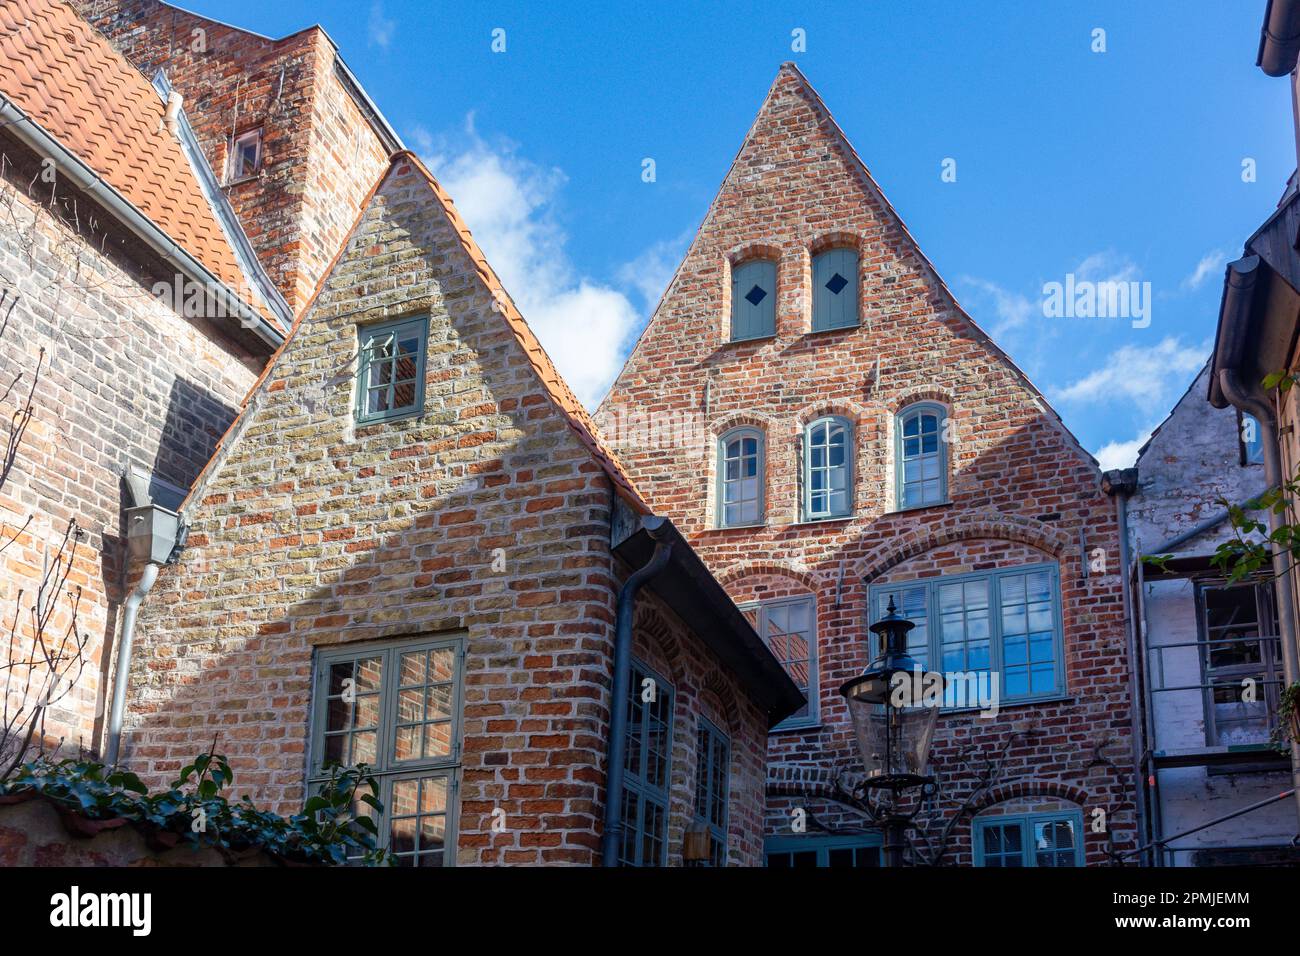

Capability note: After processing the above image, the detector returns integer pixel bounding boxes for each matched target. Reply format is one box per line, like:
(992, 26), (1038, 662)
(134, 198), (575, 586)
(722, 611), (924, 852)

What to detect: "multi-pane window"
(693, 718), (730, 867)
(310, 635), (463, 866)
(1198, 582), (1282, 746)
(619, 659), (674, 867)
(356, 317), (427, 423)
(811, 248), (859, 331)
(228, 128), (262, 181)
(717, 427), (764, 527)
(974, 811), (1084, 867)
(731, 259), (777, 340)
(872, 563), (1064, 706)
(742, 597), (816, 726)
(896, 402), (947, 509)
(765, 834), (882, 867)
(804, 416), (852, 520)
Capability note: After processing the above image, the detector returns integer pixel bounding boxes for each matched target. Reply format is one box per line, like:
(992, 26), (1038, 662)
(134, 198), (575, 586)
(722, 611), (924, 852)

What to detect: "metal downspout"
(1218, 368), (1300, 826)
(1109, 479), (1149, 865)
(105, 562), (160, 767)
(600, 540), (672, 867)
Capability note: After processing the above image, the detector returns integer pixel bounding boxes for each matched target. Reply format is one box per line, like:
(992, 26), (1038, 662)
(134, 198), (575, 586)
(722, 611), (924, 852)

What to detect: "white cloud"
(1182, 249), (1226, 291)
(616, 231), (692, 310)
(1093, 426), (1155, 471)
(1052, 337), (1207, 413)
(419, 118), (648, 408)
(368, 2), (394, 49)
(1074, 249), (1140, 285)
(958, 276), (1036, 338)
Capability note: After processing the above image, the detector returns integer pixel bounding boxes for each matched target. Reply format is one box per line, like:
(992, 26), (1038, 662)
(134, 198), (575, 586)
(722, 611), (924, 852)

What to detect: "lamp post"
(839, 598), (945, 867)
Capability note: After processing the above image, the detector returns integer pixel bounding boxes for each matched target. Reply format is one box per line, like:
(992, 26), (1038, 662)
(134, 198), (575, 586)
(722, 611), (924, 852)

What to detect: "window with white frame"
(741, 596), (816, 727)
(619, 659), (673, 867)
(811, 247), (859, 331)
(974, 810), (1083, 867)
(896, 402), (947, 509)
(717, 427), (764, 527)
(693, 717), (730, 866)
(871, 562), (1064, 706)
(228, 128), (262, 181)
(803, 416), (852, 520)
(309, 635), (463, 866)
(730, 259), (777, 340)
(356, 316), (427, 423)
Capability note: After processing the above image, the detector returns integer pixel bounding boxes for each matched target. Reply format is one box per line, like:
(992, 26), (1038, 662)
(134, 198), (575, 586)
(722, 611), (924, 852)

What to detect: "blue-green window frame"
(308, 633), (465, 866)
(895, 401), (948, 510)
(740, 596), (818, 730)
(355, 315), (428, 424)
(717, 427), (765, 528)
(693, 717), (730, 867)
(619, 658), (674, 867)
(811, 247), (860, 331)
(764, 833), (882, 867)
(869, 562), (1066, 706)
(973, 809), (1085, 867)
(803, 415), (853, 520)
(730, 259), (777, 341)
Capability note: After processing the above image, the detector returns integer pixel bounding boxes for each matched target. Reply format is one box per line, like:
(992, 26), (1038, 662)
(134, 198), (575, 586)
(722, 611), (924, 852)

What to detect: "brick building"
(598, 63), (1137, 866)
(71, 0), (401, 313)
(116, 151), (802, 866)
(0, 0), (283, 760)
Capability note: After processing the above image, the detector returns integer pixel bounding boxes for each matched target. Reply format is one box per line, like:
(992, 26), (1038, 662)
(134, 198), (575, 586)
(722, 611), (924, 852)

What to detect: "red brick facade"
(119, 156), (773, 865)
(598, 64), (1136, 864)
(71, 0), (394, 313)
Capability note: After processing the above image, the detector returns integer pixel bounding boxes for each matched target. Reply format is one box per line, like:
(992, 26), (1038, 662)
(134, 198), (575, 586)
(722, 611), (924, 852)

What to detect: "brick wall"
(598, 63), (1136, 863)
(71, 0), (392, 312)
(122, 156), (768, 865)
(0, 128), (265, 759)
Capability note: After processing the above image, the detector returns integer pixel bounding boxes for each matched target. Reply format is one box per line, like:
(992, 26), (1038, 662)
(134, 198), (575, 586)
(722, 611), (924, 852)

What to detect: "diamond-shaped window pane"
(825, 272), (848, 295)
(744, 284), (768, 306)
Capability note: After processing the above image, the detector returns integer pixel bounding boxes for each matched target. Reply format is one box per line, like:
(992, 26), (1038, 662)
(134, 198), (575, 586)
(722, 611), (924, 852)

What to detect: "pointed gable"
(186, 150), (648, 516)
(603, 62), (1092, 472)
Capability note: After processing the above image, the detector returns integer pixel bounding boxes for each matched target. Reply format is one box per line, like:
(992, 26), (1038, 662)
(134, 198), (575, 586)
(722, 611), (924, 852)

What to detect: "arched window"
(717, 427), (764, 527)
(730, 259), (777, 341)
(896, 402), (947, 509)
(811, 248), (859, 331)
(803, 416), (852, 520)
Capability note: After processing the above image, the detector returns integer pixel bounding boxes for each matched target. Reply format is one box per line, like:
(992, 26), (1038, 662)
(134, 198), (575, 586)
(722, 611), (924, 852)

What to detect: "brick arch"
(766, 765), (840, 802)
(632, 604), (687, 687)
(854, 510), (1072, 583)
(794, 400), (871, 432)
(698, 670), (742, 737)
(724, 240), (784, 265)
(714, 560), (822, 594)
(971, 779), (1090, 814)
(807, 230), (865, 257)
(892, 386), (955, 415)
(710, 410), (778, 440)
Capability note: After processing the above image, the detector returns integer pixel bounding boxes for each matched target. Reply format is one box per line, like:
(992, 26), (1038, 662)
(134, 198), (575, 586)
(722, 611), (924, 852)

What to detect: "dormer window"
(811, 248), (858, 331)
(730, 259), (776, 341)
(228, 128), (262, 182)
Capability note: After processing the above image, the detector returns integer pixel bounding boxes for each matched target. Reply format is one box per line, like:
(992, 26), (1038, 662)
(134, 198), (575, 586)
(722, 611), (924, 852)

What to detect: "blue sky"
(185, 1), (1297, 466)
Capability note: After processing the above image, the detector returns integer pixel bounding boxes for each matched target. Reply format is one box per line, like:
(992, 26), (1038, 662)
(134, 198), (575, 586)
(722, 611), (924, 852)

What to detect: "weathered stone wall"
(598, 63), (1134, 863)
(0, 796), (276, 866)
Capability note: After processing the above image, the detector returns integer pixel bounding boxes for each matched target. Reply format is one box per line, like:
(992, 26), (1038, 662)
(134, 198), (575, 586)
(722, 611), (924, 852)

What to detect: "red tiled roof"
(0, 0), (265, 313)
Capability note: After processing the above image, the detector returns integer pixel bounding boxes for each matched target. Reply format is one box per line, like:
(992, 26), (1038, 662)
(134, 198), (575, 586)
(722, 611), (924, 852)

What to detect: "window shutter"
(812, 248), (858, 331)
(731, 260), (776, 340)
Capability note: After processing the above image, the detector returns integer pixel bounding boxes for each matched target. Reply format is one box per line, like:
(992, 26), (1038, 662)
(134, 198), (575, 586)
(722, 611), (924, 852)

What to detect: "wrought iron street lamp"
(839, 598), (945, 866)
